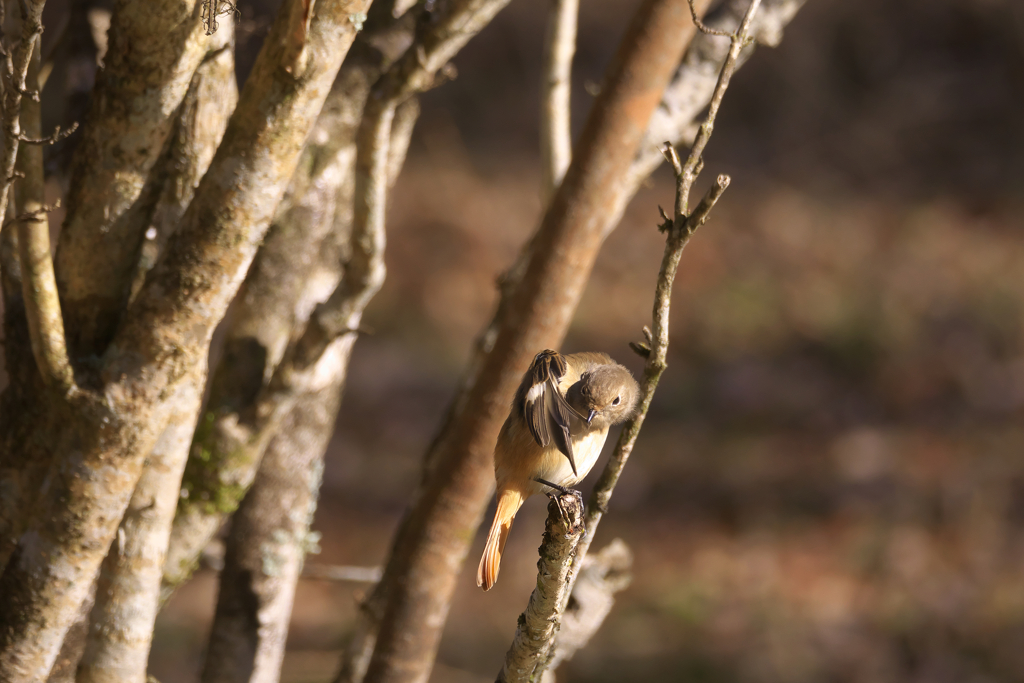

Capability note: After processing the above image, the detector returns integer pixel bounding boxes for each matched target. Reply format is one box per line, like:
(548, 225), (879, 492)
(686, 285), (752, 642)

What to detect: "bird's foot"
(534, 478), (585, 533)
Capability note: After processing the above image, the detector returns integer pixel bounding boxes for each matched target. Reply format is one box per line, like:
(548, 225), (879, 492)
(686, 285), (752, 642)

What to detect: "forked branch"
(498, 2), (759, 678)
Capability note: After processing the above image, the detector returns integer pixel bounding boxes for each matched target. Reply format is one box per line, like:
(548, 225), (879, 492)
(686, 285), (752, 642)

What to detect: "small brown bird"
(477, 349), (639, 591)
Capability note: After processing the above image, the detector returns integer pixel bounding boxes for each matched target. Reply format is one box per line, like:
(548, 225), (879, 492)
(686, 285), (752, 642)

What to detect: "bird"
(477, 349), (640, 591)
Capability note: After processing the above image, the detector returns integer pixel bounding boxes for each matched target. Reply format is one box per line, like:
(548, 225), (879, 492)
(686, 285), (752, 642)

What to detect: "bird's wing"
(520, 350), (582, 476)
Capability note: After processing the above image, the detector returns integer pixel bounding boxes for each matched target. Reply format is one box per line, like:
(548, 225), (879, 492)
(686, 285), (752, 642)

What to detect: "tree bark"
(54, 0), (210, 358)
(0, 0), (371, 679)
(200, 381), (342, 683)
(74, 27), (237, 683)
(162, 28), (417, 597)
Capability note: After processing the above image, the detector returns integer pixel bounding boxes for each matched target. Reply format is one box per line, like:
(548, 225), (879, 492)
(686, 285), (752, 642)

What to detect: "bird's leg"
(534, 478), (585, 533)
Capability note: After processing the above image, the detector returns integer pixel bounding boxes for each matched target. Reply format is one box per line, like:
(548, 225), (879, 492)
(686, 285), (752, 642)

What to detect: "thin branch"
(497, 494), (585, 683)
(678, 0), (760, 212)
(625, 0), (807, 222)
(502, 3), (758, 678)
(540, 0), (578, 203)
(348, 2), (713, 682)
(17, 121), (78, 145)
(303, 565), (383, 582)
(0, 0), (45, 228)
(688, 0), (732, 36)
(14, 38), (74, 393)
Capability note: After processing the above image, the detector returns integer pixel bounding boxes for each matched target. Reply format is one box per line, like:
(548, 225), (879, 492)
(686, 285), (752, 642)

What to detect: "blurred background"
(122, 0), (1024, 680)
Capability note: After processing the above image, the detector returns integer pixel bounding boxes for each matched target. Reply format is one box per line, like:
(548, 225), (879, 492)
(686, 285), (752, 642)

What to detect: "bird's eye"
(612, 396), (620, 405)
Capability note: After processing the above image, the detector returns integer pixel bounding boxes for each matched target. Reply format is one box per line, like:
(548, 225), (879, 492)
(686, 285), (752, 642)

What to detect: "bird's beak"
(586, 409), (596, 425)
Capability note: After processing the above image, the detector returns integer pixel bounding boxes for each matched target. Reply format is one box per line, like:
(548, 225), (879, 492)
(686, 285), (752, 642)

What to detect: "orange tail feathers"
(477, 487), (525, 591)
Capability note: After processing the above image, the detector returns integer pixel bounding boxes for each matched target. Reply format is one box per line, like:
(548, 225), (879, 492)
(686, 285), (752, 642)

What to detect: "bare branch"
(497, 494), (585, 683)
(540, 539), (633, 680)
(162, 36), (416, 599)
(14, 31), (73, 393)
(16, 121), (77, 145)
(351, 2), (713, 682)
(678, 0), (760, 211)
(78, 367), (207, 683)
(628, 0), (807, 193)
(688, 0), (733, 36)
(497, 5), (758, 677)
(0, 0), (45, 227)
(0, 0), (372, 678)
(540, 0), (578, 203)
(302, 565), (383, 583)
(201, 382), (343, 683)
(76, 28), (236, 683)
(53, 0), (213, 359)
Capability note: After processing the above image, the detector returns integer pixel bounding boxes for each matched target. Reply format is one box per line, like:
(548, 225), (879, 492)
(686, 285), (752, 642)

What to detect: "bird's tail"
(477, 488), (524, 591)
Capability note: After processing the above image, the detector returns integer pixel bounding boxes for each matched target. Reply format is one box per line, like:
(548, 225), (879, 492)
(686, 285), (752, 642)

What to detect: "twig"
(687, 0), (732, 37)
(626, 0), (807, 210)
(14, 37), (74, 393)
(496, 493), (585, 683)
(202, 0), (240, 35)
(540, 0), (578, 203)
(302, 564), (383, 583)
(678, 0), (759, 212)
(350, 1), (712, 681)
(0, 0), (46, 236)
(505, 3), (759, 679)
(17, 120), (78, 144)
(2, 198), (60, 229)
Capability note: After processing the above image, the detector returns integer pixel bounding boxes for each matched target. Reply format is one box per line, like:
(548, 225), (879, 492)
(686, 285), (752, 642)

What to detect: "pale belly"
(526, 427), (609, 495)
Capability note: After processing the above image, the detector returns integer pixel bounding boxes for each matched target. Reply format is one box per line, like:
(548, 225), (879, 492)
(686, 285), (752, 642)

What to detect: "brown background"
(67, 0), (1024, 680)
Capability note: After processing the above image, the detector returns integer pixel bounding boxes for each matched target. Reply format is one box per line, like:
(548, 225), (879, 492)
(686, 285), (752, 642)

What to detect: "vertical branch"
(75, 28), (237, 683)
(198, 88), (421, 683)
(52, 0), (210, 359)
(539, 0), (578, 203)
(496, 495), (585, 683)
(498, 3), (758, 678)
(14, 38), (73, 393)
(354, 2), (710, 682)
(200, 382), (342, 683)
(78, 367), (208, 683)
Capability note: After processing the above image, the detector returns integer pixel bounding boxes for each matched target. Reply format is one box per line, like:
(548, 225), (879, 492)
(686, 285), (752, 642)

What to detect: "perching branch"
(539, 540), (633, 681)
(540, 0), (578, 203)
(497, 494), (585, 683)
(503, 2), (759, 678)
(350, 2), (713, 682)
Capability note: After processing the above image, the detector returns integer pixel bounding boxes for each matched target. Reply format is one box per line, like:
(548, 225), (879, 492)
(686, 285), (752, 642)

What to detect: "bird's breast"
(530, 426), (609, 493)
